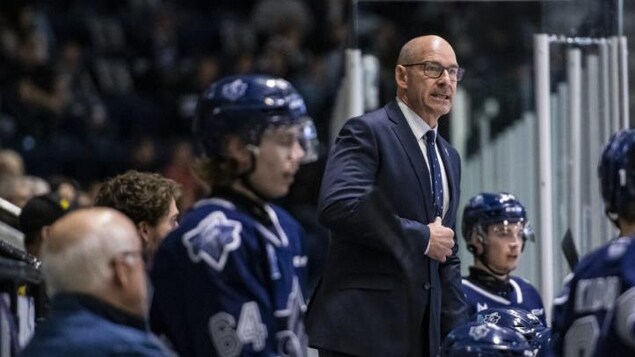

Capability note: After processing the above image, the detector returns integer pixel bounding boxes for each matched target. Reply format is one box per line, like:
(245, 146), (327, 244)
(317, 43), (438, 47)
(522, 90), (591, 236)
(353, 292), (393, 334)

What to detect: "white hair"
(41, 216), (137, 297)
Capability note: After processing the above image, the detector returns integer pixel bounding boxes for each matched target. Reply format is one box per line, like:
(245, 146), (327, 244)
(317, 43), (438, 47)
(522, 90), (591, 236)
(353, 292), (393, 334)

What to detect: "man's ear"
(469, 231), (484, 255)
(225, 136), (251, 167)
(41, 225), (52, 241)
(112, 259), (130, 289)
(395, 64), (408, 90)
(137, 221), (150, 246)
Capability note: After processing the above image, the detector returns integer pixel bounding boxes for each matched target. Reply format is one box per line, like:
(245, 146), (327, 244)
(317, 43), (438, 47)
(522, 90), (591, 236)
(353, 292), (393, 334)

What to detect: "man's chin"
(263, 187), (289, 201)
(428, 103), (452, 116)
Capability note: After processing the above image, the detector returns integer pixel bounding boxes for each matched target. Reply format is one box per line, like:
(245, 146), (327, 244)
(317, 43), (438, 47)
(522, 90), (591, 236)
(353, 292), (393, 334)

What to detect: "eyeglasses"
(401, 61), (465, 82)
(112, 250), (144, 265)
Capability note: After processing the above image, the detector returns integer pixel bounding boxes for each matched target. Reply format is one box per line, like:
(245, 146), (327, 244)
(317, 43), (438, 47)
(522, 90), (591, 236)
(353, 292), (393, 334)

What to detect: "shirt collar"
(53, 293), (146, 330)
(396, 97), (437, 141)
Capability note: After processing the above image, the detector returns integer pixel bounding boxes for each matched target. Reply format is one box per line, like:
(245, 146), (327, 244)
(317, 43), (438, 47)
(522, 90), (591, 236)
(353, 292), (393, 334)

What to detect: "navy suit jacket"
(306, 100), (468, 357)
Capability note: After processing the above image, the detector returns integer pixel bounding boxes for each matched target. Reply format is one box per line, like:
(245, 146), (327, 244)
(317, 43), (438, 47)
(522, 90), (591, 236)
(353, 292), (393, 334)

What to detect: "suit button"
(423, 282), (431, 290)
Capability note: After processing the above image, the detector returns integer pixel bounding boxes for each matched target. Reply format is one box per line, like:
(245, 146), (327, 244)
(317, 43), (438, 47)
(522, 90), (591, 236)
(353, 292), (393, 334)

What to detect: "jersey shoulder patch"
(182, 210), (243, 271)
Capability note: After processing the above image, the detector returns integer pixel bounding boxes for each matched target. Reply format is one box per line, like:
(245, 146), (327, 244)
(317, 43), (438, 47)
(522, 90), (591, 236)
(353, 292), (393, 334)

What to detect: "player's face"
(249, 125), (305, 199)
(484, 222), (524, 273)
(146, 198), (179, 256)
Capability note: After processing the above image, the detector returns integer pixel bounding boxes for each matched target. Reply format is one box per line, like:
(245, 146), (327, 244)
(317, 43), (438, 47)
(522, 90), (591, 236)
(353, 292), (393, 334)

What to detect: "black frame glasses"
(401, 61), (465, 82)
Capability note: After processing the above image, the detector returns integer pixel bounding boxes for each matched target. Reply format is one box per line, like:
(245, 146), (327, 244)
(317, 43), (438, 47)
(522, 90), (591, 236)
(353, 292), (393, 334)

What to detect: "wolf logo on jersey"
(183, 211), (242, 271)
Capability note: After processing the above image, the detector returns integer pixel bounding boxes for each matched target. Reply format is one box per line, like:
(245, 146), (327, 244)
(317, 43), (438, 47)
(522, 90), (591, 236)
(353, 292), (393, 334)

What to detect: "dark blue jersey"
(462, 268), (546, 325)
(149, 196), (308, 357)
(552, 236), (635, 357)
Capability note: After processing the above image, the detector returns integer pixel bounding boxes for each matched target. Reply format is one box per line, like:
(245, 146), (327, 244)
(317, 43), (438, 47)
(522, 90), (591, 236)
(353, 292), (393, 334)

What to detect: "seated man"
(461, 192), (546, 324)
(94, 170), (181, 267)
(20, 208), (170, 356)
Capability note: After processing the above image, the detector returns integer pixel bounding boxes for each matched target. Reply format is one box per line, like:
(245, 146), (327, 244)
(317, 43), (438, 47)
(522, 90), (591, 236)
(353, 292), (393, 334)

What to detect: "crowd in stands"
(0, 0), (341, 195)
(0, 0), (546, 208)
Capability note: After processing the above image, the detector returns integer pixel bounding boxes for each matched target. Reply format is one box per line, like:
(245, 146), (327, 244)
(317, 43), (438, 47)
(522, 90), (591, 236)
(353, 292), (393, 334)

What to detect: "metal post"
(567, 48), (582, 249)
(534, 34), (554, 320)
(599, 39), (611, 140)
(619, 36), (629, 128)
(586, 53), (604, 251)
(610, 37), (621, 132)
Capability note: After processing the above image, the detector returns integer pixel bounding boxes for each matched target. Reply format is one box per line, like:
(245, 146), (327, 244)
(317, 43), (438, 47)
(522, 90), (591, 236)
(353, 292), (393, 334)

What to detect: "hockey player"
(149, 74), (319, 356)
(461, 192), (546, 324)
(552, 129), (635, 356)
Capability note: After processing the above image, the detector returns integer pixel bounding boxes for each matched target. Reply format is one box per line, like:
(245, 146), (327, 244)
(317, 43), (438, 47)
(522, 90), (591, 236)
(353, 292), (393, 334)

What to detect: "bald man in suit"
(306, 35), (468, 357)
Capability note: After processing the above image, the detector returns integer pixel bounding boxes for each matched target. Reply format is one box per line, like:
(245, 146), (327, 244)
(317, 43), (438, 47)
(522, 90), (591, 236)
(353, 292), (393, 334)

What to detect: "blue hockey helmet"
(469, 307), (549, 352)
(598, 129), (635, 221)
(462, 192), (534, 249)
(193, 74), (319, 163)
(439, 322), (533, 357)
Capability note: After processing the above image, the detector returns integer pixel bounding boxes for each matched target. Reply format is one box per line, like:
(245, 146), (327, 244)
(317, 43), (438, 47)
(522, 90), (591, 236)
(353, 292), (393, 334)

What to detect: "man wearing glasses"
(306, 35), (468, 357)
(460, 192), (546, 325)
(21, 208), (170, 356)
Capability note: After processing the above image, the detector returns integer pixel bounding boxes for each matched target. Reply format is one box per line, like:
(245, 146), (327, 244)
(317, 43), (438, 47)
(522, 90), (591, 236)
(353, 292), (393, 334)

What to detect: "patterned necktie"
(425, 130), (444, 217)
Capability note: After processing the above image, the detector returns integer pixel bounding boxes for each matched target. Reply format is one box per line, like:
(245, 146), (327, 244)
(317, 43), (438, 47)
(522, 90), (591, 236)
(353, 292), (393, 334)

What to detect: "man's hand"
(426, 217), (454, 262)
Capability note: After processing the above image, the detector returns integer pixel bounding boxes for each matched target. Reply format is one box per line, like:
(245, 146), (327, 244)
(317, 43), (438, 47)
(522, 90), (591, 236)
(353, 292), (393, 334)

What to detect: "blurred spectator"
(94, 170), (181, 267)
(0, 174), (32, 207)
(251, 0), (313, 44)
(20, 208), (171, 356)
(230, 50), (255, 74)
(19, 192), (75, 258)
(151, 4), (180, 88)
(163, 141), (205, 212)
(256, 35), (306, 78)
(25, 175), (50, 196)
(56, 40), (109, 139)
(175, 55), (220, 130)
(15, 29), (68, 115)
(128, 137), (160, 172)
(77, 180), (103, 207)
(0, 149), (24, 176)
(48, 175), (81, 204)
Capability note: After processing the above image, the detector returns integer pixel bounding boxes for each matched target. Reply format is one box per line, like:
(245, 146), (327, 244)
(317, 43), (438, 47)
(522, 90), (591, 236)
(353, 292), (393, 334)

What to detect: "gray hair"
(41, 216), (136, 297)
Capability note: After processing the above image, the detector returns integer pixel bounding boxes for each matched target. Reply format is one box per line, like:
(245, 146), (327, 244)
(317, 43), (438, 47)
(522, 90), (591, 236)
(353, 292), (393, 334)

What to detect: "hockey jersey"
(552, 236), (635, 357)
(150, 193), (308, 357)
(462, 267), (546, 325)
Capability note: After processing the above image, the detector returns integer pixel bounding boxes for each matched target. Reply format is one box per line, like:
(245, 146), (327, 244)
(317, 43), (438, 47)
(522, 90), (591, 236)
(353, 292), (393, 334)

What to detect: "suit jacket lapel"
(385, 101), (435, 219)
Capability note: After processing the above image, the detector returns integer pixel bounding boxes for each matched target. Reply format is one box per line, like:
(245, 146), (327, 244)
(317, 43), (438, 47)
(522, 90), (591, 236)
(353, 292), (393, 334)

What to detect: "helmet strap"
(480, 254), (512, 278)
(237, 147), (268, 203)
(474, 226), (513, 278)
